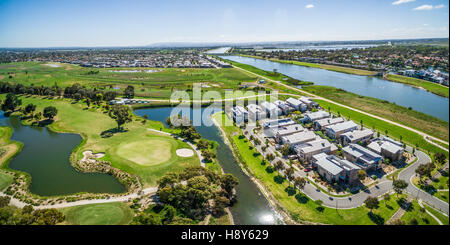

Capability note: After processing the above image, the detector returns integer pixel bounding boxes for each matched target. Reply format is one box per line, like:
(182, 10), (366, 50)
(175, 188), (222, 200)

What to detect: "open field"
(0, 95), (200, 187)
(215, 112), (403, 225)
(61, 202), (133, 225)
(235, 54), (379, 76)
(315, 99), (448, 158)
(385, 74), (449, 98)
(302, 85), (449, 142)
(400, 199), (440, 225)
(0, 62), (258, 98)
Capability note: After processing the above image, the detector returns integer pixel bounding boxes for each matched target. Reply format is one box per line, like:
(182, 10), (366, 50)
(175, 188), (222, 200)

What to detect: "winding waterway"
(134, 106), (284, 225)
(221, 55), (449, 122)
(0, 112), (126, 196)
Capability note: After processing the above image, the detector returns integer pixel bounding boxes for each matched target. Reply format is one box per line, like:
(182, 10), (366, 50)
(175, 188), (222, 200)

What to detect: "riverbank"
(385, 74), (449, 98)
(302, 85), (449, 142)
(235, 54), (379, 76)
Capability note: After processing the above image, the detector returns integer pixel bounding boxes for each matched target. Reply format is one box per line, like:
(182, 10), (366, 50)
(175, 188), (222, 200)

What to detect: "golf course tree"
(1, 93), (22, 112)
(24, 103), (36, 116)
(124, 85), (135, 98)
(109, 104), (132, 131)
(392, 179), (408, 197)
(43, 106), (58, 120)
(0, 199), (66, 225)
(137, 166), (239, 224)
(364, 196), (379, 213)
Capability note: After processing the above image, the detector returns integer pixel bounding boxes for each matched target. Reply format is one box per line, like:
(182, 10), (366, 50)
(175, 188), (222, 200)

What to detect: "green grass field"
(0, 62), (258, 98)
(386, 74), (449, 98)
(0, 95), (200, 187)
(61, 202), (133, 225)
(215, 112), (403, 225)
(400, 199), (440, 225)
(424, 205), (449, 225)
(0, 170), (13, 191)
(236, 54), (378, 76)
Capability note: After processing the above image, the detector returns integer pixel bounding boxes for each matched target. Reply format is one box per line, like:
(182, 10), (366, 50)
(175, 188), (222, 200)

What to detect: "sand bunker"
(176, 148), (194, 157)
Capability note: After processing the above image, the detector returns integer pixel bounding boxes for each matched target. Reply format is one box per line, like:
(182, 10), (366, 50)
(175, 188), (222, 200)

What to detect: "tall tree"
(43, 106), (58, 120)
(392, 179), (408, 197)
(364, 196), (379, 213)
(1, 93), (22, 112)
(109, 104), (132, 130)
(124, 85), (135, 99)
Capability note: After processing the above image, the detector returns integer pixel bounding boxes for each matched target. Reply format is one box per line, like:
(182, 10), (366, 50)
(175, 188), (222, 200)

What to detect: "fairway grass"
(62, 202), (133, 225)
(0, 95), (200, 187)
(115, 137), (173, 166)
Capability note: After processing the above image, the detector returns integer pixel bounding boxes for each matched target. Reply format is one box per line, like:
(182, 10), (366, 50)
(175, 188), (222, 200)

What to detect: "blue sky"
(0, 0), (448, 47)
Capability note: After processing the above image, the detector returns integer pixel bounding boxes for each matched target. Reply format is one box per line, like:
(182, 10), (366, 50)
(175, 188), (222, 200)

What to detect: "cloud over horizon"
(392, 0), (415, 5)
(305, 4), (314, 9)
(414, 4), (445, 10)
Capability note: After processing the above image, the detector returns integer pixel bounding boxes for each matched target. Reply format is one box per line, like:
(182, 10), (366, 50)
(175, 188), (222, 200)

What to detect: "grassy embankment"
(0, 94), (201, 187)
(424, 205), (450, 225)
(302, 85), (449, 143)
(412, 176), (449, 203)
(400, 199), (440, 225)
(224, 58), (449, 157)
(61, 202), (133, 225)
(0, 62), (259, 99)
(385, 74), (449, 98)
(215, 112), (403, 225)
(236, 54), (379, 76)
(0, 127), (20, 191)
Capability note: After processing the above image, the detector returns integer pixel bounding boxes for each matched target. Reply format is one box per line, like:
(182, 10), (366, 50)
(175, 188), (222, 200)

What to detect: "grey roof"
(381, 142), (403, 154)
(295, 139), (332, 154)
(282, 131), (317, 145)
(286, 97), (302, 106)
(272, 124), (304, 137)
(305, 111), (330, 121)
(326, 121), (358, 133)
(316, 117), (345, 128)
(343, 144), (382, 165)
(264, 118), (295, 128)
(341, 129), (374, 141)
(316, 157), (344, 176)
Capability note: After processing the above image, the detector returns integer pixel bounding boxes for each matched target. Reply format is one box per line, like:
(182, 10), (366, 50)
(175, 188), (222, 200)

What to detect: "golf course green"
(62, 202), (133, 225)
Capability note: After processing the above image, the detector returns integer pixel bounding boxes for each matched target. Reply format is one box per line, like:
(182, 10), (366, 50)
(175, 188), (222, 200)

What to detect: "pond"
(0, 112), (126, 196)
(134, 106), (284, 225)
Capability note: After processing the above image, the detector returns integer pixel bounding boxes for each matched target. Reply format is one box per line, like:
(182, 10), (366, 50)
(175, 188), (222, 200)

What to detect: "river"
(134, 106), (284, 225)
(220, 55), (449, 122)
(0, 112), (126, 196)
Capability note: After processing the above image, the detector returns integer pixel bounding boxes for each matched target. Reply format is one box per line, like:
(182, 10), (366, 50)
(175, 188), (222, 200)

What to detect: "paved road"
(245, 124), (449, 213)
(398, 150), (449, 214)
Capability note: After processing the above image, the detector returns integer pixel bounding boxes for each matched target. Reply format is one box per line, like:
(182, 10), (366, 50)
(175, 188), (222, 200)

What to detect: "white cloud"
(392, 0), (415, 5)
(305, 4), (314, 9)
(413, 4), (445, 10)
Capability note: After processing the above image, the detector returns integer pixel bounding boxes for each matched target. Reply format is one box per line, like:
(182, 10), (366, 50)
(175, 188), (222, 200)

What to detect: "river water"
(134, 106), (284, 225)
(0, 112), (126, 196)
(220, 55), (449, 122)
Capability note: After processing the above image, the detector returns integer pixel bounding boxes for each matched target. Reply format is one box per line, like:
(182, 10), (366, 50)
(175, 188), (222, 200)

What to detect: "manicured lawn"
(412, 176), (449, 203)
(0, 170), (13, 191)
(400, 199), (440, 225)
(0, 95), (200, 187)
(424, 205), (449, 225)
(315, 99), (448, 158)
(215, 112), (401, 225)
(386, 74), (449, 98)
(61, 202), (133, 225)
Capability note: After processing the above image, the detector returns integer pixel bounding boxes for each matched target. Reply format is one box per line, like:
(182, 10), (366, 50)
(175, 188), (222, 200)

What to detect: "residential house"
(299, 96), (318, 109)
(342, 144), (382, 171)
(295, 139), (338, 163)
(367, 137), (404, 161)
(274, 100), (295, 115)
(260, 101), (282, 118)
(281, 130), (318, 146)
(263, 118), (295, 129)
(246, 104), (266, 121)
(268, 124), (304, 142)
(315, 117), (345, 130)
(286, 98), (307, 112)
(341, 129), (374, 145)
(312, 153), (361, 184)
(325, 121), (358, 139)
(231, 106), (248, 125)
(303, 111), (330, 123)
